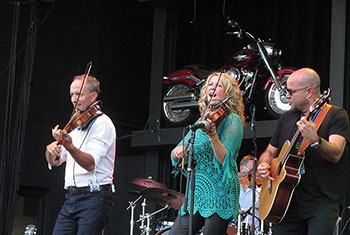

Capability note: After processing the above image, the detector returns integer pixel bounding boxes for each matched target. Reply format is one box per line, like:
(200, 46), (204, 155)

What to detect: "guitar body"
(259, 140), (305, 224)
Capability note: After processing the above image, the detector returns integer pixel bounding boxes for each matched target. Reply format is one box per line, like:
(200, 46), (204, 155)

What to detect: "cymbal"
(140, 188), (185, 210)
(126, 190), (141, 195)
(131, 178), (167, 189)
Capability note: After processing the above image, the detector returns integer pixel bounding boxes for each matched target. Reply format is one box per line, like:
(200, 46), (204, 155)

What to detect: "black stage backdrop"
(0, 0), (348, 234)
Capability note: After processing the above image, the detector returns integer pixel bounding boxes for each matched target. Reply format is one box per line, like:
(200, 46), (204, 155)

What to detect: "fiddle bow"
(55, 61), (100, 144)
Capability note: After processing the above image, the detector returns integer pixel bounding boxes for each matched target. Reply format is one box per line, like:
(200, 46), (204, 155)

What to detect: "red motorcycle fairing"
(223, 49), (258, 69)
(262, 67), (297, 90)
(163, 69), (200, 86)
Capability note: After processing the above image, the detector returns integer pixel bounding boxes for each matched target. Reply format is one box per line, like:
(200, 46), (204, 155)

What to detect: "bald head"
(289, 68), (321, 94)
(286, 68), (323, 113)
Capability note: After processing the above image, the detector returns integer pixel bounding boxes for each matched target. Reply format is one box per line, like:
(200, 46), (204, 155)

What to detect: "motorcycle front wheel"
(264, 73), (292, 119)
(162, 83), (199, 127)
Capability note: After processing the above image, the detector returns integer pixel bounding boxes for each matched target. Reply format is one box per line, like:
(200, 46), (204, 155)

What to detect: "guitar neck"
(280, 128), (301, 166)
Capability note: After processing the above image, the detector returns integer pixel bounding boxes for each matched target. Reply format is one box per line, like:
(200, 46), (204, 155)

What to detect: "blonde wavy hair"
(198, 72), (245, 124)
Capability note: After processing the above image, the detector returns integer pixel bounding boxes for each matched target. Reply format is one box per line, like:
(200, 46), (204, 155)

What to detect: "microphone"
(250, 105), (256, 131)
(187, 121), (209, 131)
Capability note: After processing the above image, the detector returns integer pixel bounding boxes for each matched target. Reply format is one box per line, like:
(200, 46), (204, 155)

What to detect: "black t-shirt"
(270, 105), (349, 205)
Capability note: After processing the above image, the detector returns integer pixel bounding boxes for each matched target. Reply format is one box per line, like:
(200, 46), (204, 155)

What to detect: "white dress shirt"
(57, 114), (116, 189)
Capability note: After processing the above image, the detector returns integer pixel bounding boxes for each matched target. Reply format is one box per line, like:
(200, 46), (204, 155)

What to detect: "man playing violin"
(45, 75), (116, 235)
(257, 68), (349, 235)
(169, 72), (245, 235)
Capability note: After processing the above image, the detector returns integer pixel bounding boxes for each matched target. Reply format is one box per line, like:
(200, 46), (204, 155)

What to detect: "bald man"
(257, 68), (349, 235)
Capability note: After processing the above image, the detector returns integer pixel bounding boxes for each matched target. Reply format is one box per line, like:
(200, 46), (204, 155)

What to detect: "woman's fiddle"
(206, 97), (231, 127)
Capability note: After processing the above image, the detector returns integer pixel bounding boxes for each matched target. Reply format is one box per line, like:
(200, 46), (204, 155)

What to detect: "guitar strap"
(298, 103), (332, 153)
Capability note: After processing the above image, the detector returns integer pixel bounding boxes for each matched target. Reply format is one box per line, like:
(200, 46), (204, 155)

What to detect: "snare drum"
(226, 218), (238, 235)
(226, 224), (238, 235)
(155, 227), (171, 235)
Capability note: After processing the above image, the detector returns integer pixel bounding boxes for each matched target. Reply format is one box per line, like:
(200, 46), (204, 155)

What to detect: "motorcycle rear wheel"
(162, 83), (199, 127)
(264, 73), (292, 119)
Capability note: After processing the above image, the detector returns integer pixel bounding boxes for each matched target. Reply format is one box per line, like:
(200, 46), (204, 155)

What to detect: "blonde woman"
(170, 72), (245, 235)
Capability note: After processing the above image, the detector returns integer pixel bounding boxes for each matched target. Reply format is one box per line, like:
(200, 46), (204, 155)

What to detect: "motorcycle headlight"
(264, 45), (274, 57)
(263, 43), (282, 58)
(226, 68), (241, 82)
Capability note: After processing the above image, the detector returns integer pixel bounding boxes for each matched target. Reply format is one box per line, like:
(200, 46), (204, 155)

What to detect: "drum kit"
(127, 175), (273, 235)
(235, 172), (273, 235)
(126, 176), (184, 235)
(227, 209), (273, 235)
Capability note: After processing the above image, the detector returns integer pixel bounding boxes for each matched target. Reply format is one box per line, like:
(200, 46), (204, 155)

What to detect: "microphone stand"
(183, 130), (197, 235)
(250, 104), (258, 234)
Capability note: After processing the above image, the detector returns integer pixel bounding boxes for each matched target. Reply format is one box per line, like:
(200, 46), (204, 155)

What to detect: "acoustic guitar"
(259, 89), (331, 224)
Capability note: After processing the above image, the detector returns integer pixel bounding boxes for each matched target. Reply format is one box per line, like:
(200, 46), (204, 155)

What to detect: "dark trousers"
(273, 200), (339, 235)
(52, 190), (114, 235)
(168, 212), (230, 235)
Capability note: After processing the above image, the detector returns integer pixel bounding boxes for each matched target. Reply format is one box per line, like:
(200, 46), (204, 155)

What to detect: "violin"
(206, 97), (231, 127)
(57, 102), (102, 144)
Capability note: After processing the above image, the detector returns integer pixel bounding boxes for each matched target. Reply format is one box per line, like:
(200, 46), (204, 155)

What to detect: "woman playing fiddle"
(45, 74), (116, 235)
(169, 72), (245, 235)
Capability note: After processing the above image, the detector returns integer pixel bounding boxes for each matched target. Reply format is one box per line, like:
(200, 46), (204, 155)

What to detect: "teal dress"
(171, 113), (243, 220)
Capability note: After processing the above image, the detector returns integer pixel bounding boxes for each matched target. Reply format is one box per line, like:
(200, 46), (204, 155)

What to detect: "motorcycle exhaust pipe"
(163, 92), (196, 102)
(170, 102), (199, 110)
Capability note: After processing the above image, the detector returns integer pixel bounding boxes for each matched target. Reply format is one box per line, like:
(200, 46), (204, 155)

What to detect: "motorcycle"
(162, 20), (296, 127)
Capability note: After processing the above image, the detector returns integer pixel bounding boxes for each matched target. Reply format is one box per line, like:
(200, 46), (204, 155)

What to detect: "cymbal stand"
(237, 210), (243, 235)
(245, 222), (249, 235)
(259, 219), (264, 235)
(126, 195), (142, 235)
(138, 176), (154, 233)
(268, 222), (273, 235)
(137, 205), (170, 235)
(139, 198), (147, 233)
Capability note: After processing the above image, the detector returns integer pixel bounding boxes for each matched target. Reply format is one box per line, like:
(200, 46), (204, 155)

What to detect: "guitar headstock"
(309, 88), (332, 116)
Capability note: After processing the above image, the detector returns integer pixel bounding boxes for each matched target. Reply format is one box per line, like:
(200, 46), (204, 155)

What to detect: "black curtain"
(0, 1), (38, 233)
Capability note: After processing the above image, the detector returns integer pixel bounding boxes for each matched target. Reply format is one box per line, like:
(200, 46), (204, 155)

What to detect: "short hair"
(240, 154), (254, 167)
(73, 74), (100, 94)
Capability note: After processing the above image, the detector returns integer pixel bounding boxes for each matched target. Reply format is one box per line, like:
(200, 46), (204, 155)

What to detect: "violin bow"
(62, 61), (93, 132)
(201, 72), (224, 121)
(71, 61), (93, 115)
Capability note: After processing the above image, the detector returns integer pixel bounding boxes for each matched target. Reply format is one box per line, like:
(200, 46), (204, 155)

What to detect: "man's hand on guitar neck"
(297, 116), (319, 144)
